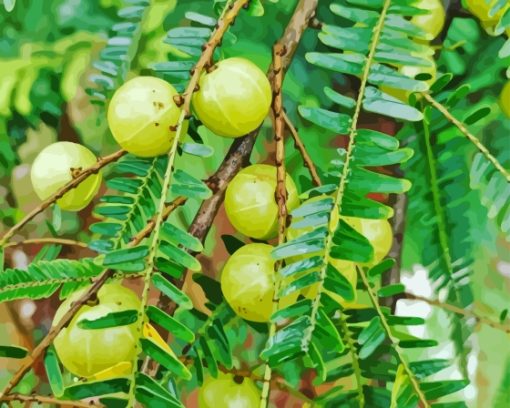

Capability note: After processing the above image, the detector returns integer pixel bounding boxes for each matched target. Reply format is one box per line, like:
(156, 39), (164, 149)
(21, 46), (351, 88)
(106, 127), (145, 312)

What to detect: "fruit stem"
(282, 111), (322, 187)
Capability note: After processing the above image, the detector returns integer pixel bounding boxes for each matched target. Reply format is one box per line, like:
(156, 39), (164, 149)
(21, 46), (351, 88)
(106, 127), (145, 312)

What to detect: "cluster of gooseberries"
(29, 57), (271, 390)
(29, 52), (393, 404)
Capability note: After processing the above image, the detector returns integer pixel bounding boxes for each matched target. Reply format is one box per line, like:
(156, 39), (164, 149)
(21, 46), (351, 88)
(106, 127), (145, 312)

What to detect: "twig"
(358, 266), (430, 407)
(260, 42), (287, 408)
(0, 149), (127, 247)
(0, 195), (183, 398)
(4, 238), (88, 249)
(283, 112), (321, 186)
(0, 394), (103, 408)
(403, 292), (510, 334)
(422, 92), (510, 182)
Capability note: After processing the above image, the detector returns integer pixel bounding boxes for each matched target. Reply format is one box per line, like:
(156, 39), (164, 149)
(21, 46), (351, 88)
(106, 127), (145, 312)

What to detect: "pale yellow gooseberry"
(198, 372), (260, 408)
(225, 164), (300, 240)
(53, 284), (140, 378)
(108, 76), (182, 157)
(499, 81), (510, 117)
(30, 141), (102, 211)
(192, 57), (272, 138)
(411, 0), (446, 40)
(220, 243), (299, 323)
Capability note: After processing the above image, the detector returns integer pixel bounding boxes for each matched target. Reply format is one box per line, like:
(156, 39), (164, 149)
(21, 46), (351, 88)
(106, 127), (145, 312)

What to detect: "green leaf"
(421, 380), (469, 400)
(331, 220), (374, 263)
(0, 345), (28, 359)
(102, 246), (149, 266)
(77, 310), (139, 329)
(135, 373), (184, 408)
(181, 142), (214, 157)
(146, 305), (194, 343)
(140, 338), (192, 380)
(364, 86), (423, 121)
(158, 242), (201, 271)
(298, 105), (352, 133)
(64, 378), (130, 400)
(369, 258), (396, 277)
(324, 263), (355, 302)
(378, 283), (405, 298)
(358, 316), (386, 359)
(161, 223), (203, 252)
(44, 347), (64, 397)
(152, 273), (193, 310)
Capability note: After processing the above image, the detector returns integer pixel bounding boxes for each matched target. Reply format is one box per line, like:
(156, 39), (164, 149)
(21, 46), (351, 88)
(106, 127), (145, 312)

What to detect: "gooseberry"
(107, 76), (182, 157)
(343, 216), (393, 266)
(225, 164), (299, 239)
(411, 0), (445, 40)
(499, 81), (510, 117)
(30, 142), (102, 211)
(191, 57), (272, 138)
(225, 164), (300, 240)
(53, 283), (140, 378)
(198, 373), (260, 408)
(220, 243), (299, 323)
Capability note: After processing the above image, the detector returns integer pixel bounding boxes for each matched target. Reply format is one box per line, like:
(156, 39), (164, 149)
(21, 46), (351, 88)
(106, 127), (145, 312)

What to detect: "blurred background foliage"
(0, 0), (509, 407)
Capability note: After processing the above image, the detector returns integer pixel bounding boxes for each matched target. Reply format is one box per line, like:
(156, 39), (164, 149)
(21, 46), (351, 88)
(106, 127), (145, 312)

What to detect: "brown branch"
(404, 292), (510, 334)
(283, 112), (322, 186)
(0, 149), (127, 247)
(273, 42), (288, 246)
(4, 238), (88, 249)
(261, 42), (288, 407)
(0, 394), (103, 408)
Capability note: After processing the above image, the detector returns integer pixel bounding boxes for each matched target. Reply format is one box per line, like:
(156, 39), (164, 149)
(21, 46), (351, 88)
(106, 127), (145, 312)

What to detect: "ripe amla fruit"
(500, 81), (510, 117)
(192, 57), (272, 137)
(107, 76), (182, 157)
(221, 243), (299, 323)
(199, 373), (260, 408)
(30, 142), (102, 211)
(53, 283), (140, 378)
(225, 164), (300, 240)
(411, 0), (445, 40)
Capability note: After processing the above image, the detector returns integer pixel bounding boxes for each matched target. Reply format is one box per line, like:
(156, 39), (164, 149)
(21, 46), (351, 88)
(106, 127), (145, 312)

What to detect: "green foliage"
(1, 0), (509, 407)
